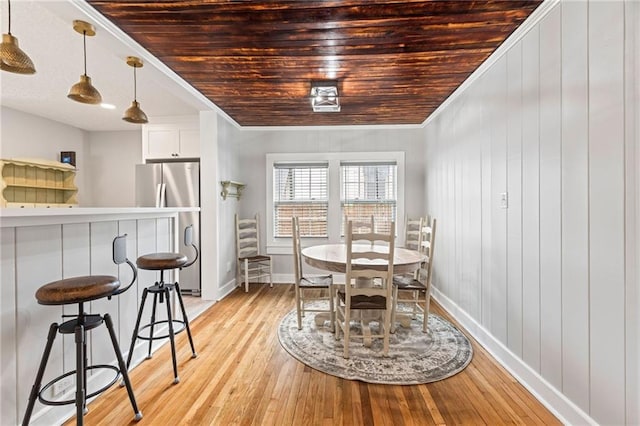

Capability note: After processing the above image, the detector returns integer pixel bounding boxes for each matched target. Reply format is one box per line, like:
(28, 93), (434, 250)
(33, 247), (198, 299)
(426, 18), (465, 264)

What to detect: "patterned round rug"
(277, 307), (473, 385)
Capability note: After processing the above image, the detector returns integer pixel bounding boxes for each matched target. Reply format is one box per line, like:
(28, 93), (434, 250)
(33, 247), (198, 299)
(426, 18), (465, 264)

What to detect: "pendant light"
(67, 20), (102, 105)
(122, 56), (148, 124)
(0, 0), (36, 74)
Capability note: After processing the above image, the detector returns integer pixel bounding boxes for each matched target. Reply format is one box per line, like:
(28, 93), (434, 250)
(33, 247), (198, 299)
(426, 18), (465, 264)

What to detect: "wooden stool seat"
(136, 252), (188, 270)
(35, 276), (120, 306)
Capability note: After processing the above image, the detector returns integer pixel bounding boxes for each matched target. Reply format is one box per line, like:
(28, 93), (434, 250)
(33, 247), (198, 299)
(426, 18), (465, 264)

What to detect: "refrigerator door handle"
(155, 183), (166, 208)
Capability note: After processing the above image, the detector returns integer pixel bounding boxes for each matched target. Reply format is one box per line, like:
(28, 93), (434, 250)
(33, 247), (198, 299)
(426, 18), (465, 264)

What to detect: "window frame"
(266, 151), (405, 254)
(272, 161), (329, 238)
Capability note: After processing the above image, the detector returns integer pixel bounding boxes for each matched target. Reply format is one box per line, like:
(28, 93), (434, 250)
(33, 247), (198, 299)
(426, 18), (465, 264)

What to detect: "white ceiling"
(1, 0), (214, 132)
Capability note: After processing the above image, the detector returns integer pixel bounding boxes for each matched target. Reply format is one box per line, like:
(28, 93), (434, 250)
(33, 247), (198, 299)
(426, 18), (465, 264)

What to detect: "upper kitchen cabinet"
(142, 116), (200, 161)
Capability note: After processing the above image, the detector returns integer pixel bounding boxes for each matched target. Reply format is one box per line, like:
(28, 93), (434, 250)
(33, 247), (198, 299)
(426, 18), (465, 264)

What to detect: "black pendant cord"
(133, 66), (138, 102)
(83, 30), (88, 76)
(7, 0), (11, 34)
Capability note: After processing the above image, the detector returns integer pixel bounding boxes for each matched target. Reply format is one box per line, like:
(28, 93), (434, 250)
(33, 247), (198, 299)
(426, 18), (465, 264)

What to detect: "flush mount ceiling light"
(0, 0), (36, 74)
(310, 81), (340, 112)
(122, 56), (148, 124)
(67, 20), (102, 105)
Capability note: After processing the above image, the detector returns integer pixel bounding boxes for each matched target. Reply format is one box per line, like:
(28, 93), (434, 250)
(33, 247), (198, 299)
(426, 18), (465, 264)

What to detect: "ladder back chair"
(292, 216), (334, 330)
(404, 216), (423, 251)
(392, 217), (437, 333)
(235, 213), (273, 292)
(335, 220), (395, 358)
(344, 214), (375, 234)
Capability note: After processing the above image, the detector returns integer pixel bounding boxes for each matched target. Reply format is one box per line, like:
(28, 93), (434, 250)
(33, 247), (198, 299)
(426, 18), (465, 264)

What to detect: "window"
(341, 161), (397, 235)
(273, 162), (328, 238)
(266, 152), (404, 253)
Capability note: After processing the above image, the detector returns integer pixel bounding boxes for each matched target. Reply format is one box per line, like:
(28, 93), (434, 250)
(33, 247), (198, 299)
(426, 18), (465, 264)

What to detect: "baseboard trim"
(430, 286), (595, 426)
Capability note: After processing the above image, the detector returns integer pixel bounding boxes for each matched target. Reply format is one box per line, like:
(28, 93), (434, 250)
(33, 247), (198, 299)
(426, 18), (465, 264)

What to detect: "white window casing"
(266, 152), (405, 254)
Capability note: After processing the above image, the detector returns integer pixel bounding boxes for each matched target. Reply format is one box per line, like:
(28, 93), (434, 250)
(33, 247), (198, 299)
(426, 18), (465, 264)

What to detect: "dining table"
(301, 243), (425, 346)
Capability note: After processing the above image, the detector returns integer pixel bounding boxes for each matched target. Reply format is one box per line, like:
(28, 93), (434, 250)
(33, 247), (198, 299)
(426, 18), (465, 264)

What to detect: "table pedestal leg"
(361, 320), (372, 347)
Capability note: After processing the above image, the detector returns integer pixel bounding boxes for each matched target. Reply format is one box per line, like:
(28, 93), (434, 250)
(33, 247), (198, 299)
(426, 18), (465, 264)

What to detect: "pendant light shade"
(68, 74), (102, 104)
(68, 20), (102, 105)
(1, 0), (36, 74)
(123, 56), (148, 124)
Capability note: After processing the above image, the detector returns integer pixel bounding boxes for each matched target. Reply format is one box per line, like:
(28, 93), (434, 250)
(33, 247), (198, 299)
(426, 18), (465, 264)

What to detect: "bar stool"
(125, 225), (198, 384)
(22, 235), (142, 426)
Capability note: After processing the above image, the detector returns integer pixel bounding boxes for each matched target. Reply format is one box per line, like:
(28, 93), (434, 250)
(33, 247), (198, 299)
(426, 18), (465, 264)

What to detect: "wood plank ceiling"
(87, 1), (542, 127)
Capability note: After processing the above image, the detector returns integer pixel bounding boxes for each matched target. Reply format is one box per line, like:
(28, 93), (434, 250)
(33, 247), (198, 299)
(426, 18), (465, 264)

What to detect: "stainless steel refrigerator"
(135, 161), (201, 295)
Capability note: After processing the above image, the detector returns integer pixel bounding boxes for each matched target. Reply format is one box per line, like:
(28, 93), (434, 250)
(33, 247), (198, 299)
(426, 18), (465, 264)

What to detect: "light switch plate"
(500, 192), (508, 209)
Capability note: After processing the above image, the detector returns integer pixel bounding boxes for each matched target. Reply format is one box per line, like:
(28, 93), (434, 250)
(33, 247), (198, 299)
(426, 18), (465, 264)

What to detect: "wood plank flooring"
(71, 284), (560, 425)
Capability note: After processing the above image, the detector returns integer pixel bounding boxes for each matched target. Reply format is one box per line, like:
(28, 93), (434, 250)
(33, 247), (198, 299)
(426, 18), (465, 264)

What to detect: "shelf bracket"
(220, 180), (245, 200)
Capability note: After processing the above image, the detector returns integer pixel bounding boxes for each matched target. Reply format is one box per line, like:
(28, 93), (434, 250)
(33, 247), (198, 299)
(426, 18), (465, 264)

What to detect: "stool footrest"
(38, 364), (120, 406)
(59, 314), (103, 334)
(137, 319), (187, 341)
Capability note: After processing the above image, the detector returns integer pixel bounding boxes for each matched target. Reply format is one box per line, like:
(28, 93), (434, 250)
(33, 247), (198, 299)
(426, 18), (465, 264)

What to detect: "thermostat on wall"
(60, 151), (76, 167)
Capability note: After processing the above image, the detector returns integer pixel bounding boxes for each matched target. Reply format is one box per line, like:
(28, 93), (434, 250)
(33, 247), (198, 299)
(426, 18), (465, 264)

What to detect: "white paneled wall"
(424, 1), (638, 424)
(1, 215), (175, 426)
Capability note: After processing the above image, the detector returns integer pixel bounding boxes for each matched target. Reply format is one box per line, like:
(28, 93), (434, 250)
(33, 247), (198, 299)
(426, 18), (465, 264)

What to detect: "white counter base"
(1, 208), (197, 425)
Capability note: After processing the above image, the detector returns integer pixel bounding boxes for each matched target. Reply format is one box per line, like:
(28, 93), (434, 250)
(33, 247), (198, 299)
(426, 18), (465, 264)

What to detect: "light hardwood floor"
(70, 284), (560, 425)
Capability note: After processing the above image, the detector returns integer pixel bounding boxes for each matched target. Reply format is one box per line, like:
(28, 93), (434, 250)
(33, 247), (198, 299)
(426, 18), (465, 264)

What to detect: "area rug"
(277, 305), (473, 385)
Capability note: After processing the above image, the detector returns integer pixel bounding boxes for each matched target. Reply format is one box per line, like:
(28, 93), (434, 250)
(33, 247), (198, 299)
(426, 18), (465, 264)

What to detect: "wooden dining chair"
(335, 220), (395, 358)
(235, 213), (273, 292)
(291, 216), (334, 330)
(392, 217), (437, 333)
(403, 216), (423, 251)
(344, 214), (375, 234)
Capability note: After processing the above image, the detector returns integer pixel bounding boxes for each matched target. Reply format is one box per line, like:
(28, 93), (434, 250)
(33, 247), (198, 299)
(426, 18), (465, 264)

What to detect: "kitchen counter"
(1, 206), (197, 425)
(0, 206), (200, 227)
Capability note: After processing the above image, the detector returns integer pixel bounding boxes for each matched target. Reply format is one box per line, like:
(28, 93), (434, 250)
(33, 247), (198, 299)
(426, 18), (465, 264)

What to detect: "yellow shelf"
(5, 183), (78, 191)
(1, 158), (78, 208)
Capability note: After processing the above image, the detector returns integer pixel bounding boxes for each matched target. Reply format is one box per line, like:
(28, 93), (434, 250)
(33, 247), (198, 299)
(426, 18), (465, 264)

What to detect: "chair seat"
(300, 274), (332, 288)
(137, 252), (188, 270)
(337, 291), (387, 310)
(239, 254), (271, 262)
(392, 275), (427, 290)
(36, 275), (120, 305)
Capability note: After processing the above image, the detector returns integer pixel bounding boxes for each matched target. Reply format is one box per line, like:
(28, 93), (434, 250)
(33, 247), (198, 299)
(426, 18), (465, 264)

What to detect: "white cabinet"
(142, 117), (200, 160)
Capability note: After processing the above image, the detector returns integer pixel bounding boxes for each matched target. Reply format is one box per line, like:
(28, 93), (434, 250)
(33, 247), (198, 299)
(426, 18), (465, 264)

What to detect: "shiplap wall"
(1, 216), (174, 426)
(423, 1), (638, 424)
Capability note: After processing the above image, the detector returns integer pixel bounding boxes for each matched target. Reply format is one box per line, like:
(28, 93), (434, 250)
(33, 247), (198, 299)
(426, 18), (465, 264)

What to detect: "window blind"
(273, 162), (328, 237)
(340, 161), (397, 235)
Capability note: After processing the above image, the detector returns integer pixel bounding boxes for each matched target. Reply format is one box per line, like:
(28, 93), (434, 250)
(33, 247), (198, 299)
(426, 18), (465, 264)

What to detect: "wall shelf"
(1, 158), (78, 208)
(220, 180), (245, 200)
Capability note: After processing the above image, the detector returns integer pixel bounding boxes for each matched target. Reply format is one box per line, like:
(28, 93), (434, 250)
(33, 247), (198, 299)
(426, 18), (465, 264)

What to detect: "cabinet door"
(178, 129), (200, 158)
(146, 129), (179, 159)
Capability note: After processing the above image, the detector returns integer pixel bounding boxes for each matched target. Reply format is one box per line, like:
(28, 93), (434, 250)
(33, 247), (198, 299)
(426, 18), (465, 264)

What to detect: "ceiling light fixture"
(0, 0), (36, 74)
(67, 20), (102, 105)
(310, 81), (340, 112)
(122, 56), (148, 124)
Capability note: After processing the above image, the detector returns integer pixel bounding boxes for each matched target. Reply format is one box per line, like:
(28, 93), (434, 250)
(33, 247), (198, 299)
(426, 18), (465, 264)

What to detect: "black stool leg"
(164, 287), (180, 384)
(175, 282), (197, 358)
(75, 323), (85, 426)
(147, 291), (159, 359)
(22, 323), (58, 426)
(125, 287), (149, 371)
(104, 313), (143, 421)
(83, 326), (89, 416)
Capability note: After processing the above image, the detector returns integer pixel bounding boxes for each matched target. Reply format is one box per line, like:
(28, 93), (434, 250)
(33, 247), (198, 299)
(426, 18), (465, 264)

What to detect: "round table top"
(302, 243), (425, 275)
